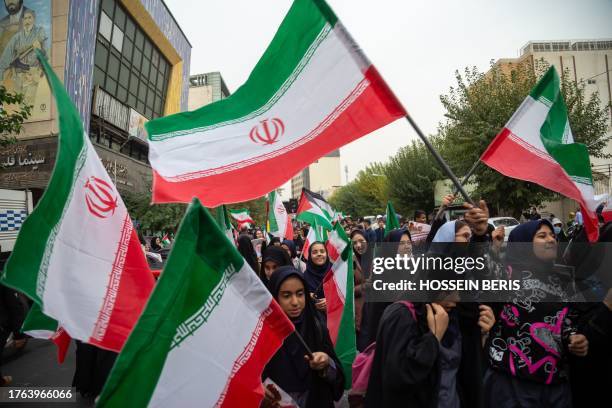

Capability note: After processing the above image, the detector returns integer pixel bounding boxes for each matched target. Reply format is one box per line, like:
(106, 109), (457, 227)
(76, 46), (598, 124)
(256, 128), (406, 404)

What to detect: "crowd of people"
(235, 195), (611, 408)
(1, 195), (611, 408)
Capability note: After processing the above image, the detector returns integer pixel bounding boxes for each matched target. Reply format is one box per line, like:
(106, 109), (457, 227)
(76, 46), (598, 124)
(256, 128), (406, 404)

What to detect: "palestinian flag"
(229, 208), (254, 229)
(214, 205), (236, 244)
(0, 51), (155, 353)
(481, 67), (600, 241)
(161, 234), (171, 247)
(267, 190), (294, 240)
(384, 201), (400, 238)
(146, 0), (406, 206)
(302, 219), (324, 260)
(296, 188), (334, 230)
(97, 198), (294, 407)
(323, 222), (356, 388)
(21, 304), (71, 364)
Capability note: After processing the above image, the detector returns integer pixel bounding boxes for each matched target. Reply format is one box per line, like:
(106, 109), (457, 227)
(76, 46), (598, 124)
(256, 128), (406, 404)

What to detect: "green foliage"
(384, 137), (446, 216)
(329, 163), (389, 217)
(227, 196), (267, 227)
(123, 191), (187, 234)
(0, 85), (32, 146)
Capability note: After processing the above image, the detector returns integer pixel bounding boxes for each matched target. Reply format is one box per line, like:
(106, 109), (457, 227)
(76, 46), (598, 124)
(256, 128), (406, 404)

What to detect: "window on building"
(93, 0), (171, 120)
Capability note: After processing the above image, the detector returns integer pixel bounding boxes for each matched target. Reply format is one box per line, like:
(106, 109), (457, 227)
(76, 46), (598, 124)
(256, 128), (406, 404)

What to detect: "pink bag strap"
(398, 300), (417, 321)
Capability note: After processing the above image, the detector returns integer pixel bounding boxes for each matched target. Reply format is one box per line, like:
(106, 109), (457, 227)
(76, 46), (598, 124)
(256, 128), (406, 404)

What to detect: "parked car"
(488, 217), (520, 241)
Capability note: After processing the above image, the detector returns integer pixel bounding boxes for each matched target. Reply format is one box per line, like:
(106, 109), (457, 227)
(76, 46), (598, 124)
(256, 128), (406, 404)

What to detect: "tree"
(384, 137), (446, 216)
(123, 191), (187, 234)
(1, 85), (32, 146)
(329, 163), (389, 217)
(227, 196), (267, 227)
(438, 61), (611, 218)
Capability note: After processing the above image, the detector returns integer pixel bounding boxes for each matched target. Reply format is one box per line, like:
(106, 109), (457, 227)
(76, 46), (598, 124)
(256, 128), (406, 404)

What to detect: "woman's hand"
(478, 304), (495, 333)
(568, 334), (588, 357)
(426, 303), (449, 342)
(305, 351), (330, 370)
(464, 200), (490, 236)
(261, 384), (281, 408)
(315, 298), (327, 312)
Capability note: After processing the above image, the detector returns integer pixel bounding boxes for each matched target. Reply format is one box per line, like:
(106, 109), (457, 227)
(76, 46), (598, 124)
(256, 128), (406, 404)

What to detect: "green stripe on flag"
(336, 249), (356, 388)
(533, 67), (593, 185)
(22, 303), (58, 334)
(97, 198), (245, 407)
(268, 191), (280, 232)
(384, 201), (400, 238)
(146, 0), (331, 139)
(1, 51), (86, 304)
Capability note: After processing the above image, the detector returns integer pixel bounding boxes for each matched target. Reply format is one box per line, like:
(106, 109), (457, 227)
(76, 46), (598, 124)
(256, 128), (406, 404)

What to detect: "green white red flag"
(481, 67), (600, 241)
(323, 222), (356, 389)
(214, 205), (237, 244)
(0, 52), (155, 353)
(21, 304), (71, 364)
(146, 0), (406, 205)
(296, 188), (334, 230)
(98, 198), (294, 407)
(229, 208), (254, 229)
(267, 190), (294, 240)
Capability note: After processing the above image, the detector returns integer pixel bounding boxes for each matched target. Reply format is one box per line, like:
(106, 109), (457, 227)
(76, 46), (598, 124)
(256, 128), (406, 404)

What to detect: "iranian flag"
(229, 208), (254, 229)
(323, 223), (356, 388)
(296, 188), (334, 230)
(267, 190), (294, 240)
(214, 205), (236, 245)
(21, 304), (71, 364)
(0, 52), (155, 352)
(97, 198), (294, 407)
(161, 234), (171, 246)
(146, 0), (406, 206)
(481, 67), (600, 241)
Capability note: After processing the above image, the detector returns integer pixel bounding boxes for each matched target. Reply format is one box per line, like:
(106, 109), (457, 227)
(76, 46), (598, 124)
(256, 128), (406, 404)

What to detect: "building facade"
(291, 150), (341, 199)
(0, 0), (191, 200)
(188, 71), (229, 110)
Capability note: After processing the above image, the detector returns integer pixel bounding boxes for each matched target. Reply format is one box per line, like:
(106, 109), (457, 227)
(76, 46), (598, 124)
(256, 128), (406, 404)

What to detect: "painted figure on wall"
(0, 0), (51, 121)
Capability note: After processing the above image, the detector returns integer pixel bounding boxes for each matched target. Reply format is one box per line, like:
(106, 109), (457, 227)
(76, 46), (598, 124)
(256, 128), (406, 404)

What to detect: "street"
(3, 339), (92, 407)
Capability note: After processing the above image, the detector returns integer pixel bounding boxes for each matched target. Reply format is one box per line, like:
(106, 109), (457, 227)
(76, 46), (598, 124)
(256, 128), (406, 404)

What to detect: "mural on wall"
(0, 0), (51, 121)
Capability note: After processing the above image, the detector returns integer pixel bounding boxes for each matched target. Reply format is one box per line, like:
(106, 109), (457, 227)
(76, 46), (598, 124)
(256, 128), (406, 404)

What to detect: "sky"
(165, 0), (612, 197)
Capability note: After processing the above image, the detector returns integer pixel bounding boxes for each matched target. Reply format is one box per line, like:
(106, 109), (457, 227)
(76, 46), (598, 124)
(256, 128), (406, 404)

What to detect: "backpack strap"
(398, 300), (417, 321)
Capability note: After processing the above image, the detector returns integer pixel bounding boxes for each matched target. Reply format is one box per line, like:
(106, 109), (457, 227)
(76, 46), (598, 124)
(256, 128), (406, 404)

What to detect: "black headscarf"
(150, 237), (161, 251)
(259, 246), (292, 287)
(305, 241), (331, 298)
(506, 219), (556, 277)
(237, 234), (259, 272)
(282, 239), (298, 259)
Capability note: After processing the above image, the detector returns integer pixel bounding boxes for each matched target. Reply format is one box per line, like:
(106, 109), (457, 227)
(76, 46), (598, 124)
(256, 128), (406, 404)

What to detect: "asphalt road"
(2, 339), (93, 407)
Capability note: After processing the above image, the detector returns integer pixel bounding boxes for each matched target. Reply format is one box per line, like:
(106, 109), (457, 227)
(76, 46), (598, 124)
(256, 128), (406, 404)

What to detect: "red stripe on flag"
(89, 226), (155, 352)
(215, 301), (294, 408)
(152, 71), (405, 206)
(51, 327), (71, 364)
(323, 270), (344, 346)
(482, 128), (599, 241)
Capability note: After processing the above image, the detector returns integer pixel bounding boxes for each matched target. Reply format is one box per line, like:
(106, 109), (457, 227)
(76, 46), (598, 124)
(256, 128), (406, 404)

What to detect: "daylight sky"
(165, 0), (612, 197)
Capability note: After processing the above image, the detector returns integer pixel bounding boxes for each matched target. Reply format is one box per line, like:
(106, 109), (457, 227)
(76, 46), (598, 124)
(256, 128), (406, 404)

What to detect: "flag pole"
(293, 329), (314, 358)
(434, 160), (480, 221)
(404, 115), (475, 206)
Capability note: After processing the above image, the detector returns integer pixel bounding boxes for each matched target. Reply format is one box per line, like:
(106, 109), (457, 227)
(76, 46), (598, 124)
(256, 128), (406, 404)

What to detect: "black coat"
(364, 302), (440, 407)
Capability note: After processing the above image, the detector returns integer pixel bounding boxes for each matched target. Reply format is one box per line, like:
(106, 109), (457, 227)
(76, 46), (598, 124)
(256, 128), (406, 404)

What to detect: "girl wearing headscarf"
(237, 233), (259, 273)
(365, 217), (496, 407)
(259, 246), (292, 288)
(262, 266), (345, 408)
(358, 228), (412, 350)
(282, 239), (306, 272)
(350, 230), (368, 335)
(484, 220), (589, 408)
(304, 242), (331, 313)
